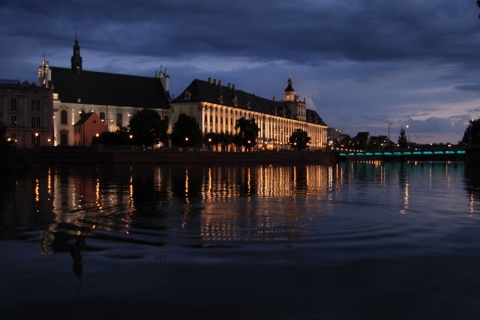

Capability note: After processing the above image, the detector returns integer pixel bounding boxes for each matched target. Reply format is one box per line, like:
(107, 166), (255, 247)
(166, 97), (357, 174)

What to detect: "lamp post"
(406, 124), (410, 147)
(388, 123), (392, 150)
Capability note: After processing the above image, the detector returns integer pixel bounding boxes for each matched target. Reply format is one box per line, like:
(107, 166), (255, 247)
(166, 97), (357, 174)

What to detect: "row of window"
(59, 110), (122, 126)
(8, 116), (41, 128)
(8, 99), (42, 111)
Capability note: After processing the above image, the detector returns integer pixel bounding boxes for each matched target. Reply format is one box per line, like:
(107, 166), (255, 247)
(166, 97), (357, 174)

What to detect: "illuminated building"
(170, 76), (328, 150)
(38, 35), (171, 147)
(0, 80), (53, 148)
(74, 111), (108, 146)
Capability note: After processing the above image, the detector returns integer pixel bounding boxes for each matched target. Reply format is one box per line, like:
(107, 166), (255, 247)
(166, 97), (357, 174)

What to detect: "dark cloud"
(455, 84), (480, 92)
(1, 0), (480, 143)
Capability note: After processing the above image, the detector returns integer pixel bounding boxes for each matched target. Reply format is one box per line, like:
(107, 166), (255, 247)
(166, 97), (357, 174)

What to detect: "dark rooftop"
(49, 67), (170, 109)
(172, 79), (327, 126)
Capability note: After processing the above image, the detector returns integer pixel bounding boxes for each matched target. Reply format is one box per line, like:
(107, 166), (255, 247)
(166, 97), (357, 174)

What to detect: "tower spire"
(38, 52), (50, 87)
(284, 75), (295, 102)
(71, 29), (83, 74)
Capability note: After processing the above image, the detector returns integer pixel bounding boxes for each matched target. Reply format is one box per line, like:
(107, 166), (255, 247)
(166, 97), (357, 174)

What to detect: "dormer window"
(184, 91), (191, 100)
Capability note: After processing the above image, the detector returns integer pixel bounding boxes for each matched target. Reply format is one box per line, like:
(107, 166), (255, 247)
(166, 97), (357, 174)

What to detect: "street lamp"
(406, 125), (410, 147)
(388, 123), (392, 150)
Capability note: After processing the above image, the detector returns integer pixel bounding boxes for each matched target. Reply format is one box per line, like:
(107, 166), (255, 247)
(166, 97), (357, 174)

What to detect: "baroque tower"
(38, 54), (50, 87)
(283, 76), (306, 121)
(71, 33), (83, 75)
(284, 75), (296, 102)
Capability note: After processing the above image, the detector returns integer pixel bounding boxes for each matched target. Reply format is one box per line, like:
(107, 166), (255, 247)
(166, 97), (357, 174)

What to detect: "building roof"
(284, 76), (295, 92)
(74, 112), (95, 126)
(49, 67), (171, 109)
(172, 78), (327, 126)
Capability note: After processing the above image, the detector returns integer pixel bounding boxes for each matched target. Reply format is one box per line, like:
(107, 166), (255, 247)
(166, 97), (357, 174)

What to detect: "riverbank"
(18, 148), (336, 165)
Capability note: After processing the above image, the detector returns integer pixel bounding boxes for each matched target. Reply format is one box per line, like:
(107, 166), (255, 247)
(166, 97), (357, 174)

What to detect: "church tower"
(284, 76), (296, 102)
(283, 76), (306, 121)
(38, 54), (51, 88)
(71, 33), (83, 75)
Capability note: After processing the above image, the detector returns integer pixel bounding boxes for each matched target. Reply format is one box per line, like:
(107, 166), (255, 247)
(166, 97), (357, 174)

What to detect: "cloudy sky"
(2, 0), (480, 144)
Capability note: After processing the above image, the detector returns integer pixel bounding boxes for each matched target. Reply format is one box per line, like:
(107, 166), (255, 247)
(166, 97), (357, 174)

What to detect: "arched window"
(116, 113), (122, 127)
(61, 110), (67, 125)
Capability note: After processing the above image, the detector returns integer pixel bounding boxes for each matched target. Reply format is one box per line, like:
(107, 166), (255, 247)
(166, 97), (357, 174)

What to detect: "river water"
(1, 161), (480, 319)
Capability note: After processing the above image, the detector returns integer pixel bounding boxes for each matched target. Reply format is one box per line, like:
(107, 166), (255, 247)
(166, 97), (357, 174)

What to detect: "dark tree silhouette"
(93, 127), (131, 145)
(398, 128), (408, 148)
(235, 117), (259, 150)
(462, 118), (480, 145)
(129, 109), (168, 148)
(289, 128), (311, 150)
(169, 113), (202, 147)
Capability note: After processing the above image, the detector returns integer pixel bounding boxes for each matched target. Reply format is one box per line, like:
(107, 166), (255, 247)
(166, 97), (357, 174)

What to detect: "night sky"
(2, 0), (480, 143)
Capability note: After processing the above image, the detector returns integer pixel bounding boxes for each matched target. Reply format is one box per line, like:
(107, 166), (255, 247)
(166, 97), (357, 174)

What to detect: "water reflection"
(0, 164), (332, 245)
(1, 161), (478, 260)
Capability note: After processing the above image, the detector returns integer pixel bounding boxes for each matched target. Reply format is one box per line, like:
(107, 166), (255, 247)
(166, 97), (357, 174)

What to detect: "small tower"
(156, 67), (171, 94)
(283, 75), (306, 121)
(284, 75), (296, 102)
(38, 54), (51, 87)
(71, 33), (83, 75)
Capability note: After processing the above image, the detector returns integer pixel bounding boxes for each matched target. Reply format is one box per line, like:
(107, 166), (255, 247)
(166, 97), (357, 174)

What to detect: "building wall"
(171, 101), (327, 151)
(0, 83), (53, 149)
(73, 112), (108, 146)
(53, 96), (171, 147)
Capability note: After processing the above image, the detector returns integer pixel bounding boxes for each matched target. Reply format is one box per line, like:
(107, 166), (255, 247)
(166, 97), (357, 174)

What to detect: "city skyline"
(2, 0), (480, 144)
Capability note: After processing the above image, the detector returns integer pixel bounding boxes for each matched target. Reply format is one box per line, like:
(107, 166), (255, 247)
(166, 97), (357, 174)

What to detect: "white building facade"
(171, 77), (328, 151)
(38, 37), (172, 147)
(0, 80), (53, 148)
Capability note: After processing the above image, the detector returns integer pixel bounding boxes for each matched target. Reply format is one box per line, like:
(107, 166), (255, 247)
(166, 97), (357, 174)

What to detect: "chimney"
(208, 77), (212, 84)
(228, 83), (231, 89)
(232, 84), (236, 91)
(218, 80), (222, 87)
(213, 79), (217, 85)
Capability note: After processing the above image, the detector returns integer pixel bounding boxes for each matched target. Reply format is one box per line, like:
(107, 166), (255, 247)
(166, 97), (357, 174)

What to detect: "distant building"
(0, 80), (53, 148)
(38, 35), (171, 147)
(73, 111), (108, 146)
(353, 131), (370, 148)
(171, 76), (328, 150)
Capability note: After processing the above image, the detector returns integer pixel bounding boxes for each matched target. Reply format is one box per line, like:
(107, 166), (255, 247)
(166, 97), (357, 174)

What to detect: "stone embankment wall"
(19, 148), (336, 165)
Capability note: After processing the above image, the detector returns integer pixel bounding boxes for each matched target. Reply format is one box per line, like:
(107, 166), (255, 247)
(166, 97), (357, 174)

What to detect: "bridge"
(336, 148), (467, 162)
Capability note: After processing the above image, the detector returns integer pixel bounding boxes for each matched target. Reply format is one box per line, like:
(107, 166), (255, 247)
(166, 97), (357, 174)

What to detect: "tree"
(169, 113), (202, 147)
(235, 117), (259, 150)
(129, 109), (168, 148)
(204, 132), (220, 150)
(398, 128), (408, 148)
(219, 132), (235, 152)
(289, 129), (311, 150)
(93, 127), (131, 145)
(462, 118), (480, 145)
